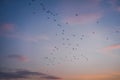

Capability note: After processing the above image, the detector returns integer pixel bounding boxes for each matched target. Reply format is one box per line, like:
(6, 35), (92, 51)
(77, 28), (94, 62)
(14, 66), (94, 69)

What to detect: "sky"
(0, 0), (120, 80)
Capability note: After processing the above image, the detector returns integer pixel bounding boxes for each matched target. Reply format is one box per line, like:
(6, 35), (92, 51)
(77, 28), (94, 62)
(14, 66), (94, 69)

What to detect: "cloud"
(67, 72), (120, 80)
(7, 54), (29, 62)
(63, 13), (102, 25)
(22, 35), (49, 42)
(42, 75), (62, 79)
(3, 33), (50, 42)
(0, 23), (15, 34)
(0, 71), (26, 79)
(16, 70), (45, 76)
(0, 70), (62, 80)
(117, 7), (120, 12)
(0, 23), (49, 42)
(102, 44), (120, 52)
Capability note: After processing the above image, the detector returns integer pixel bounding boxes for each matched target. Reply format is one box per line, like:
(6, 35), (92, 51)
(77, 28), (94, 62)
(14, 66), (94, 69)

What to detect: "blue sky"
(0, 0), (120, 80)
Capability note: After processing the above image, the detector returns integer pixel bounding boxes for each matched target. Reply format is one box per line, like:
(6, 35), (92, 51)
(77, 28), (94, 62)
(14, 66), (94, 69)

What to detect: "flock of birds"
(28, 0), (120, 68)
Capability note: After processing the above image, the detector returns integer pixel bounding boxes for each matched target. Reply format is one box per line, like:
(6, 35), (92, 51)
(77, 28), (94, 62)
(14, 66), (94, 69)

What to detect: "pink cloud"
(0, 23), (15, 33)
(102, 44), (120, 52)
(18, 56), (29, 62)
(8, 54), (29, 62)
(0, 23), (49, 42)
(117, 7), (120, 12)
(5, 34), (49, 42)
(63, 13), (102, 25)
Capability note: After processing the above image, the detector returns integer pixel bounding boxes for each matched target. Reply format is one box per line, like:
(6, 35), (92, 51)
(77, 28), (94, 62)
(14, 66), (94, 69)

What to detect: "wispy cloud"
(5, 34), (50, 42)
(7, 54), (29, 62)
(63, 13), (102, 25)
(81, 73), (120, 80)
(66, 72), (120, 80)
(0, 71), (26, 79)
(42, 75), (62, 79)
(117, 7), (120, 12)
(0, 23), (50, 42)
(16, 70), (45, 76)
(102, 44), (120, 52)
(0, 23), (16, 35)
(0, 70), (62, 80)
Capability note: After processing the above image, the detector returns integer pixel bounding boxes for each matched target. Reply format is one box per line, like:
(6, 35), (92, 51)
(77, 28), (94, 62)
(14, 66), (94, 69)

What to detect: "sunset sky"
(0, 0), (120, 80)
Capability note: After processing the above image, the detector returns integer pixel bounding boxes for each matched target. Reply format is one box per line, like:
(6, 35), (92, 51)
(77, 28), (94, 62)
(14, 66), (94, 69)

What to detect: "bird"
(57, 24), (62, 27)
(66, 22), (68, 24)
(28, 2), (31, 6)
(72, 34), (76, 37)
(32, 0), (35, 2)
(66, 38), (69, 40)
(45, 57), (49, 59)
(106, 37), (109, 40)
(81, 35), (84, 37)
(92, 32), (95, 34)
(80, 38), (83, 40)
(96, 21), (99, 24)
(53, 19), (56, 22)
(47, 17), (50, 19)
(75, 13), (78, 16)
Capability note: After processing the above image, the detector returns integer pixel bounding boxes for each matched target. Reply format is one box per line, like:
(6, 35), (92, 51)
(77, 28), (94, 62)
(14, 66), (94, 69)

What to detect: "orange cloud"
(79, 74), (111, 80)
(64, 13), (102, 25)
(8, 54), (29, 62)
(64, 72), (120, 80)
(102, 44), (120, 52)
(18, 56), (29, 62)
